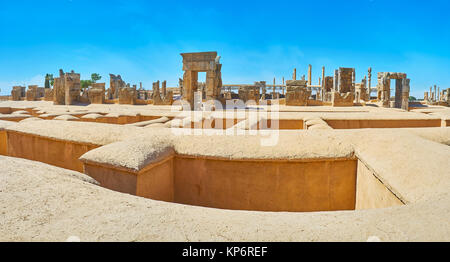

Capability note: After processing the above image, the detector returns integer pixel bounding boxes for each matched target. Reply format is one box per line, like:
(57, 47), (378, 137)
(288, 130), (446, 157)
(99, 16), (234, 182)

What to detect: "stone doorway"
(181, 52), (223, 110)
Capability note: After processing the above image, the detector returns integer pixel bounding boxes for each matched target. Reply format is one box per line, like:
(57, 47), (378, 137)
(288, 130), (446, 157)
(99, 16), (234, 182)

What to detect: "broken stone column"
(88, 83), (106, 104)
(322, 76), (334, 102)
(64, 71), (81, 105)
(333, 69), (339, 92)
(401, 78), (410, 111)
(152, 81), (162, 104)
(307, 65), (312, 86)
(53, 70), (65, 105)
(119, 86), (137, 105)
(26, 85), (39, 101)
(321, 67), (325, 85)
(434, 85), (437, 102)
(109, 74), (126, 99)
(44, 88), (53, 101)
(394, 79), (403, 108)
(293, 68), (297, 81)
(444, 88), (450, 103)
(162, 80), (167, 98)
(11, 86), (25, 101)
(338, 68), (355, 94)
(368, 67), (372, 97)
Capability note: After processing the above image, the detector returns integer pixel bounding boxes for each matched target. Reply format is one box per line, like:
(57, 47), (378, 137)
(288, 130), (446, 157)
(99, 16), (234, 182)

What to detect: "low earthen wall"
(82, 155), (358, 212)
(0, 130), (7, 155)
(7, 131), (98, 172)
(325, 119), (441, 129)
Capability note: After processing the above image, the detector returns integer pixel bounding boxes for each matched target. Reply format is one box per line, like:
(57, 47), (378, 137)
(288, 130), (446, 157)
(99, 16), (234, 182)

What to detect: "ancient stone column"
(438, 87), (440, 101)
(273, 77), (276, 99)
(307, 64), (312, 86)
(381, 76), (390, 108)
(333, 69), (339, 92)
(162, 80), (167, 97)
(401, 78), (410, 111)
(424, 92), (428, 101)
(434, 85), (437, 102)
(183, 71), (196, 110)
(293, 69), (296, 81)
(321, 66), (325, 85)
(394, 79), (403, 108)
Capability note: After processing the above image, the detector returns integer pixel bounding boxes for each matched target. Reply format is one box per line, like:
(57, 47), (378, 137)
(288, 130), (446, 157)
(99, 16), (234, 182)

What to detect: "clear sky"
(1, 0), (449, 98)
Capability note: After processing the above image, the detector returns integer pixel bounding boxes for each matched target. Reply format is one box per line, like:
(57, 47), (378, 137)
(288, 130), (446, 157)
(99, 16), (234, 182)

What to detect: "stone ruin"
(321, 76), (334, 102)
(11, 86), (26, 101)
(354, 77), (368, 103)
(181, 52), (223, 109)
(44, 89), (53, 101)
(52, 69), (81, 105)
(108, 74), (126, 100)
(238, 83), (261, 103)
(285, 80), (310, 106)
(118, 84), (137, 105)
(331, 92), (354, 107)
(26, 85), (39, 101)
(24, 85), (45, 101)
(330, 67), (355, 107)
(424, 85), (448, 106)
(443, 88), (450, 105)
(88, 83), (106, 104)
(377, 72), (410, 110)
(152, 80), (173, 105)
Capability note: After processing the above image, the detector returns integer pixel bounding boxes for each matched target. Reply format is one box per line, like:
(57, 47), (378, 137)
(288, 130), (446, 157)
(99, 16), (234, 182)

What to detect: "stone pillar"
(434, 85), (437, 102)
(394, 79), (403, 108)
(205, 70), (217, 100)
(293, 68), (296, 81)
(53, 77), (65, 105)
(368, 67), (372, 97)
(162, 80), (167, 97)
(438, 87), (440, 101)
(183, 71), (198, 110)
(321, 66), (325, 85)
(333, 69), (339, 92)
(352, 70), (355, 84)
(307, 64), (312, 86)
(424, 92), (428, 101)
(401, 78), (410, 111)
(273, 77), (276, 99)
(381, 76), (390, 108)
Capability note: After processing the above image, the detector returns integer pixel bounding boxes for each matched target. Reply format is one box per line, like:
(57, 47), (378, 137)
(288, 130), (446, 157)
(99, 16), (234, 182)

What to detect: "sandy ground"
(0, 155), (449, 242)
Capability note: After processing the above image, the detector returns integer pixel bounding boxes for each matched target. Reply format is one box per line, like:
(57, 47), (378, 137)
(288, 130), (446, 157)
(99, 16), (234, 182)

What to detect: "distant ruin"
(5, 52), (449, 109)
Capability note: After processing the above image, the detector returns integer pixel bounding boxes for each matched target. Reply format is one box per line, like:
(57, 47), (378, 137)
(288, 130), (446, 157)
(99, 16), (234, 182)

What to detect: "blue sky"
(0, 0), (449, 98)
